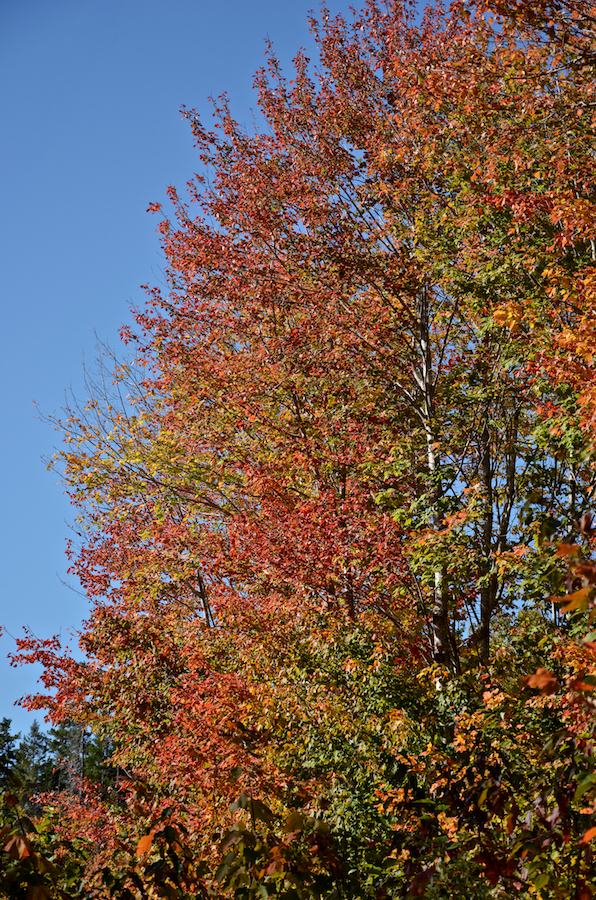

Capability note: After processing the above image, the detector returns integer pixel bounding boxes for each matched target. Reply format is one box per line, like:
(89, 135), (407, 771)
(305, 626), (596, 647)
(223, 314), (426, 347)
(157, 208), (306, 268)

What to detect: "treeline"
(0, 717), (114, 807)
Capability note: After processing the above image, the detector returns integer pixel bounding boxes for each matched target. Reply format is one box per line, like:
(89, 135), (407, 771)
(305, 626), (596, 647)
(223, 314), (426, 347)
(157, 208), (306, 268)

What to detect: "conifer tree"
(0, 719), (19, 792)
(14, 721), (53, 811)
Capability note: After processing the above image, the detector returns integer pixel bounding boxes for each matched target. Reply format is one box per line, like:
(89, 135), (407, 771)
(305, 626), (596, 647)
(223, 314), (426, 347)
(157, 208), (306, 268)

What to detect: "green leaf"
(574, 774), (596, 801)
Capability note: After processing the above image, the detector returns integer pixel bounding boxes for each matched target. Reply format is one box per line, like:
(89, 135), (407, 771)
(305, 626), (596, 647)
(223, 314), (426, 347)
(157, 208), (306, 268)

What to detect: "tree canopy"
(5, 1), (596, 897)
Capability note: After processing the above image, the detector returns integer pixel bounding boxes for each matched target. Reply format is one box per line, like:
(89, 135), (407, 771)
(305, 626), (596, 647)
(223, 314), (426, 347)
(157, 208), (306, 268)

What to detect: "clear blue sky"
(0, 0), (355, 734)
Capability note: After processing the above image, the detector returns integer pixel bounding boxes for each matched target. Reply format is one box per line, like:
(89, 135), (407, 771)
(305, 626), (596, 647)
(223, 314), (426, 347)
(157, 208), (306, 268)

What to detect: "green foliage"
(0, 791), (89, 900)
(0, 720), (20, 794)
(14, 722), (54, 809)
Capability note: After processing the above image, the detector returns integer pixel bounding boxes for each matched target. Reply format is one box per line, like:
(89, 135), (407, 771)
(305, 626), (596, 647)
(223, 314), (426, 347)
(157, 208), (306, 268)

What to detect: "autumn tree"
(8, 0), (596, 896)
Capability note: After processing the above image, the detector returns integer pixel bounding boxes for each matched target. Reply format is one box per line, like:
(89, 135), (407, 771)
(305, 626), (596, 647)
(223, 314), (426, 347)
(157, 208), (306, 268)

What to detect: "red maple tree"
(7, 1), (596, 896)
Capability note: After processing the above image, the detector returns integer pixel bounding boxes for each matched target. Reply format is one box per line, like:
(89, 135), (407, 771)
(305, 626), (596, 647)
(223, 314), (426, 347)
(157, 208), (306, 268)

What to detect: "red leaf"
(3, 834), (31, 859)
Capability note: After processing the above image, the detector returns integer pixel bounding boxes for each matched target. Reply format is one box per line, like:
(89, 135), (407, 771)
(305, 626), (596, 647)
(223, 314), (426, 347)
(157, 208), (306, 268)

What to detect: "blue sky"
(0, 0), (355, 734)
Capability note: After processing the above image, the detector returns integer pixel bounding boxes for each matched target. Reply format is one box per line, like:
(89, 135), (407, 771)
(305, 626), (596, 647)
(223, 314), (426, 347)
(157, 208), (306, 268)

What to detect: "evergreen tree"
(83, 731), (117, 791)
(0, 718), (19, 792)
(16, 720), (53, 807)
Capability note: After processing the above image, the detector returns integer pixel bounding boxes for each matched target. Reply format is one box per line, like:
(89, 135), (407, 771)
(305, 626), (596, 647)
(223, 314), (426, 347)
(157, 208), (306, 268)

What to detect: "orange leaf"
(554, 587), (591, 612)
(524, 668), (559, 695)
(580, 825), (596, 843)
(553, 542), (581, 558)
(136, 832), (154, 858)
(569, 669), (596, 691)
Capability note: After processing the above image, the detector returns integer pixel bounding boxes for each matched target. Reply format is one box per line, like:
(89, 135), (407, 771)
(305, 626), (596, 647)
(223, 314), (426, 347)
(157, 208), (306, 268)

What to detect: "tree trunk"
(416, 284), (453, 668)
